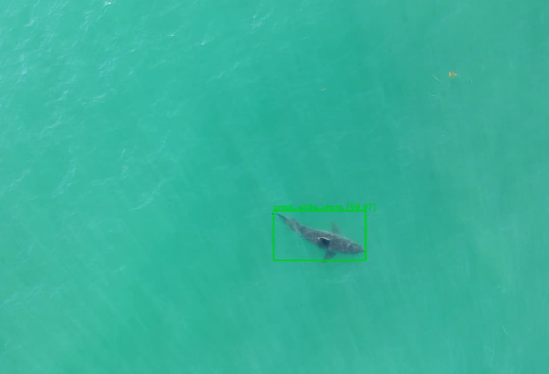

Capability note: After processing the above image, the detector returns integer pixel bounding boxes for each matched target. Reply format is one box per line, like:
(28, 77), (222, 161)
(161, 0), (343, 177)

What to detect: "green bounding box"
(272, 210), (367, 262)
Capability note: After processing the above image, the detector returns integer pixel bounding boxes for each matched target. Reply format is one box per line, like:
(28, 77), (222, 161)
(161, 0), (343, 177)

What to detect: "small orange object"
(449, 72), (458, 78)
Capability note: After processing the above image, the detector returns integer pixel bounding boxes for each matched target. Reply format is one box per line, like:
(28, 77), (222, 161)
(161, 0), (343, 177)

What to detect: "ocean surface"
(1, 0), (549, 373)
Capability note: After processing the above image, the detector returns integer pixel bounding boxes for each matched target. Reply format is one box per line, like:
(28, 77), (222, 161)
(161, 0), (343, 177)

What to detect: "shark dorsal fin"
(318, 237), (331, 248)
(331, 223), (340, 234)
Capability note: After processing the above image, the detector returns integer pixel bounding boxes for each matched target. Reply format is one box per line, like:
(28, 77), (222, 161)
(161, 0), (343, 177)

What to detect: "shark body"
(276, 213), (364, 260)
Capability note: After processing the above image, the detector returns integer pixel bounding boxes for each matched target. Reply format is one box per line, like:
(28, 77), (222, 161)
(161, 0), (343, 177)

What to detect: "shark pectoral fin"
(331, 223), (340, 234)
(318, 237), (331, 249)
(323, 251), (337, 261)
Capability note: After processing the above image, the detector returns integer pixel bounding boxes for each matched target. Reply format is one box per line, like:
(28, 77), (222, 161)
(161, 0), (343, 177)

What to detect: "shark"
(276, 213), (364, 260)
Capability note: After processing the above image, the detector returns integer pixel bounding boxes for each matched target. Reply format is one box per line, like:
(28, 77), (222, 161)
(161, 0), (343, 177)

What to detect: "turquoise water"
(2, 0), (549, 372)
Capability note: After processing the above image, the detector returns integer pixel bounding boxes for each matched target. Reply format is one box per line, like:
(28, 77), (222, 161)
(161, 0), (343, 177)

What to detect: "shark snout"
(350, 243), (364, 253)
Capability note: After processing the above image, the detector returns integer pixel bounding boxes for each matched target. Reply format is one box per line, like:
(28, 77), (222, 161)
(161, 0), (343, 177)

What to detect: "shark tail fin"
(275, 213), (301, 232)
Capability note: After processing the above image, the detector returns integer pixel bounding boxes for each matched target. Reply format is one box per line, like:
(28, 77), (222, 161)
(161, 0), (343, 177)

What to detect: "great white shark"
(276, 213), (364, 260)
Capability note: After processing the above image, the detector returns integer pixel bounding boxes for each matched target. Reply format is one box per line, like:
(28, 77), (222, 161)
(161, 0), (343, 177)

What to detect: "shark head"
(348, 242), (365, 254)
